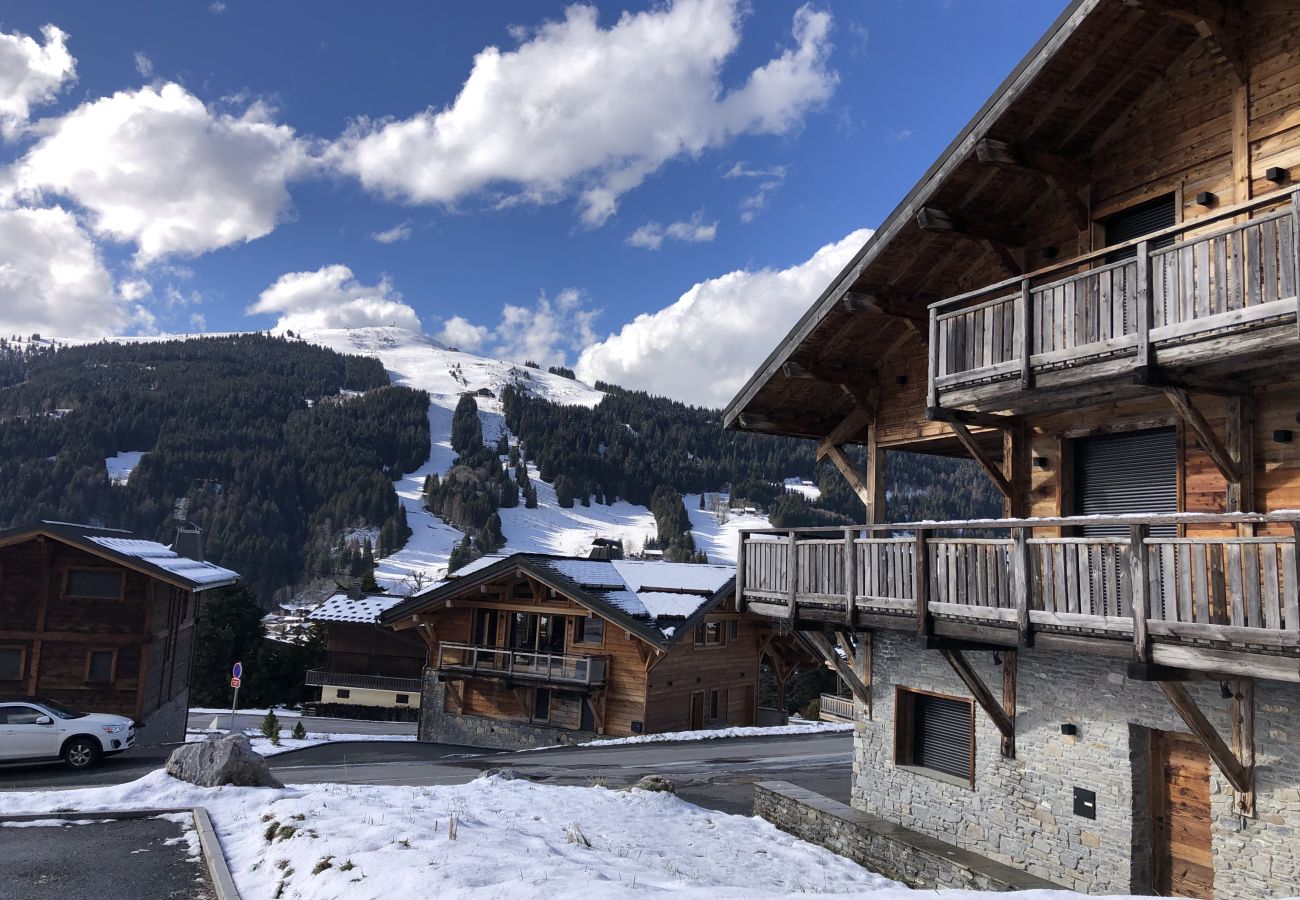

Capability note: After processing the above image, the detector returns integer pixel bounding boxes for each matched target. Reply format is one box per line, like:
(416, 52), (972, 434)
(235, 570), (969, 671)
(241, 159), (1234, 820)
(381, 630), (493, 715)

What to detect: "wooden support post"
(865, 428), (886, 525)
(844, 527), (857, 626)
(927, 310), (939, 409)
(1012, 528), (1033, 647)
(1292, 522), (1300, 633)
(786, 533), (798, 623)
(1019, 279), (1034, 390)
(941, 648), (1015, 757)
(1230, 678), (1256, 817)
(1293, 190), (1300, 338)
(1157, 681), (1252, 795)
(950, 420), (1014, 500)
(1164, 388), (1242, 484)
(1131, 524), (1152, 662)
(736, 530), (748, 613)
(1226, 395), (1255, 541)
(915, 528), (932, 638)
(1002, 649), (1018, 758)
(1135, 240), (1154, 374)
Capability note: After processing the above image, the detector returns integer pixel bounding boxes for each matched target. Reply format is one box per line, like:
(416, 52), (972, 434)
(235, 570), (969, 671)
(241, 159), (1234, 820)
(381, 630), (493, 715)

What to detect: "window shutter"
(914, 694), (972, 780)
(1104, 195), (1176, 261)
(1075, 428), (1178, 536)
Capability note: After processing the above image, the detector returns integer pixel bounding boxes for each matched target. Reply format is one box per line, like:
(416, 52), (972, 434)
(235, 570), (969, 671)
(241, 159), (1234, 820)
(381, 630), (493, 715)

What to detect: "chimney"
(347, 575), (364, 601)
(171, 523), (204, 562)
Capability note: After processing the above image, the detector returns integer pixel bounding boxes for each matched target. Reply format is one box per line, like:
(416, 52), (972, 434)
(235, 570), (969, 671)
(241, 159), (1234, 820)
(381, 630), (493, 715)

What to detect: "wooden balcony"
(305, 669), (423, 693)
(818, 693), (858, 722)
(738, 513), (1300, 682)
(927, 191), (1300, 414)
(435, 642), (608, 687)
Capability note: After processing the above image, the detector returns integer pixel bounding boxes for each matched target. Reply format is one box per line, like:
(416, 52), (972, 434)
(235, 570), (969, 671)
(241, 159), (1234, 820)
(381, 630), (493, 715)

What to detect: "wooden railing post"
(786, 533), (798, 622)
(1135, 240), (1154, 374)
(844, 527), (857, 626)
(1292, 189), (1300, 338)
(927, 310), (940, 409)
(1291, 522), (1300, 632)
(1019, 279), (1034, 390)
(1011, 527), (1033, 647)
(915, 528), (932, 638)
(1130, 524), (1152, 661)
(736, 530), (748, 613)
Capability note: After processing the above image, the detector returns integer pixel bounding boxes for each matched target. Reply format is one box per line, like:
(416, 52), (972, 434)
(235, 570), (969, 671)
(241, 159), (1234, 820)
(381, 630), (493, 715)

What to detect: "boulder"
(474, 766), (528, 781)
(165, 733), (283, 788)
(631, 774), (676, 793)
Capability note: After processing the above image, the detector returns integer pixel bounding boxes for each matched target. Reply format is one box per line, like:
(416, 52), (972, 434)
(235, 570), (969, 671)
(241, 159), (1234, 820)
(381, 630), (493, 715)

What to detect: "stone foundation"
(754, 781), (1063, 891)
(139, 689), (189, 745)
(418, 676), (597, 751)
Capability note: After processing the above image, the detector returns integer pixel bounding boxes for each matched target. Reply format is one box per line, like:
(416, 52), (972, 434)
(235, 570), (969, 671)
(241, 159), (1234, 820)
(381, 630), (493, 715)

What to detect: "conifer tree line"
(425, 394), (512, 570)
(0, 335), (429, 602)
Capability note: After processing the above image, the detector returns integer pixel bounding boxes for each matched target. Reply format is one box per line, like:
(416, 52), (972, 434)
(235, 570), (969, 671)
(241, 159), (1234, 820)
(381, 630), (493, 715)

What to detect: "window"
(473, 608), (499, 646)
(395, 693), (410, 705)
(66, 569), (124, 599)
(336, 689), (351, 699)
(1102, 193), (1176, 262)
(0, 646), (24, 681)
(694, 620), (724, 646)
(533, 688), (551, 721)
(709, 689), (719, 721)
(574, 615), (604, 645)
(86, 649), (116, 683)
(2, 705), (45, 725)
(728, 619), (739, 640)
(895, 688), (974, 785)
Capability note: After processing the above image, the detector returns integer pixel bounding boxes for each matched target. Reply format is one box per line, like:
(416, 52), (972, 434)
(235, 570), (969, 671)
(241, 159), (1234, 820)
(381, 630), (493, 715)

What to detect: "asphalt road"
(185, 710), (417, 736)
(0, 732), (853, 815)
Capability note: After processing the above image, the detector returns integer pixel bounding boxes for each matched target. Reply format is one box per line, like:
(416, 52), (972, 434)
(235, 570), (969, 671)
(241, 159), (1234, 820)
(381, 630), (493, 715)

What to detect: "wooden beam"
(1002, 649), (1017, 758)
(1226, 395), (1254, 520)
(1230, 678), (1256, 816)
(950, 420), (1014, 500)
(841, 291), (928, 327)
(940, 648), (1015, 757)
(1156, 680), (1251, 794)
(816, 406), (874, 460)
(975, 138), (1089, 229)
(926, 406), (1021, 429)
(824, 444), (873, 509)
(915, 207), (1023, 274)
(1164, 387), (1243, 483)
(804, 630), (871, 710)
(1135, 0), (1247, 85)
(1133, 369), (1250, 397)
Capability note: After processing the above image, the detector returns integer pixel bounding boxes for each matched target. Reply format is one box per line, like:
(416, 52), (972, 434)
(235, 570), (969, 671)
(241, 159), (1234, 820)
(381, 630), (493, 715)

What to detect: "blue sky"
(0, 1), (1063, 405)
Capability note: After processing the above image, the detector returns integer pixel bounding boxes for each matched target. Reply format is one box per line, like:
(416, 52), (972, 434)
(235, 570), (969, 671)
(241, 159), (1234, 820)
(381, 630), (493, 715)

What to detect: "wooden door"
(689, 692), (704, 730)
(1152, 731), (1213, 899)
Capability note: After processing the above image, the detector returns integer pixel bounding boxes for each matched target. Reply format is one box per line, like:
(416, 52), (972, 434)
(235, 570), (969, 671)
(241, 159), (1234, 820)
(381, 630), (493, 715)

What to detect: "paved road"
(186, 710), (417, 736)
(0, 733), (853, 816)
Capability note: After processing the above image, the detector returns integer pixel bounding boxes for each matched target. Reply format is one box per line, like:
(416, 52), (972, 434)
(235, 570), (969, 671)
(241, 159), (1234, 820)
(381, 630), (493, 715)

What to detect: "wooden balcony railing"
(435, 641), (608, 686)
(927, 189), (1300, 408)
(819, 693), (857, 722)
(305, 669), (423, 693)
(738, 513), (1300, 674)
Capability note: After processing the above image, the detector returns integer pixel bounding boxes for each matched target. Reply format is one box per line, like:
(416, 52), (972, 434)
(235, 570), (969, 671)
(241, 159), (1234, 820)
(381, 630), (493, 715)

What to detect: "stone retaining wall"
(418, 676), (597, 751)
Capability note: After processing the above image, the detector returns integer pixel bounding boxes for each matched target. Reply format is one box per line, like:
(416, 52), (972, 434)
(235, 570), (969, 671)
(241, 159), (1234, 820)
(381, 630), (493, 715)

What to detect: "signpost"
(228, 661), (243, 734)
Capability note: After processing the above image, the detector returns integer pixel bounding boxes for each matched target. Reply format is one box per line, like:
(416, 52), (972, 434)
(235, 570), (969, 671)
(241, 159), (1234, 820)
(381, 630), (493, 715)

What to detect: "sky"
(0, 1), (1064, 407)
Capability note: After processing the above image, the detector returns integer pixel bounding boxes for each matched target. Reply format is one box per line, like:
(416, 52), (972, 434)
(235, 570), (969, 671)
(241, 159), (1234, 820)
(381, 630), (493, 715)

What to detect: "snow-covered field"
(185, 728), (418, 757)
(300, 327), (771, 591)
(579, 720), (853, 748)
(105, 450), (147, 485)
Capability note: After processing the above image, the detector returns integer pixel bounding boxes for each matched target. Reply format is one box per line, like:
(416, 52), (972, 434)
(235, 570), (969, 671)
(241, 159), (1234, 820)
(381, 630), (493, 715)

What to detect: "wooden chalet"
(725, 2), (1300, 897)
(379, 553), (810, 750)
(0, 521), (239, 744)
(305, 593), (427, 716)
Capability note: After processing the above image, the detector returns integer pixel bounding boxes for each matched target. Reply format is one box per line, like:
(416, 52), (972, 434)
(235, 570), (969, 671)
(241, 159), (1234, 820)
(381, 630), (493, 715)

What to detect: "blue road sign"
(232, 661), (243, 679)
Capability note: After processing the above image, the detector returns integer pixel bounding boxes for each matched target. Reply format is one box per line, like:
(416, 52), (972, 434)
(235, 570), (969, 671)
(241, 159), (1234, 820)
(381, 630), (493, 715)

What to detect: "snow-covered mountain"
(295, 326), (770, 592)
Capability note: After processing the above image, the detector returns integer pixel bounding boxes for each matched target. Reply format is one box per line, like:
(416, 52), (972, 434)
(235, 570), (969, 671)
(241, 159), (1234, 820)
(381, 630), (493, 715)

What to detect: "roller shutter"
(913, 694), (972, 780)
(1104, 194), (1176, 261)
(1075, 428), (1178, 536)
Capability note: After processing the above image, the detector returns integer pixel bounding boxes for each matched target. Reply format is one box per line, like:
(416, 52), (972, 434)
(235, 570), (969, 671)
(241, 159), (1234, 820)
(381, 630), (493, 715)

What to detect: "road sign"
(232, 661), (243, 679)
(230, 676), (241, 688)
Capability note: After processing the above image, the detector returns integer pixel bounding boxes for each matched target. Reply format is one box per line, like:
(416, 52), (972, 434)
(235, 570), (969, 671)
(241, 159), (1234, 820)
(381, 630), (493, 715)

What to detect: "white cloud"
(248, 264), (422, 332)
(576, 228), (872, 407)
(189, 312), (208, 332)
(11, 82), (308, 263)
(438, 289), (601, 367)
(371, 222), (412, 244)
(725, 161), (787, 222)
(626, 212), (717, 250)
(209, 2), (227, 12)
(0, 206), (135, 338)
(119, 278), (152, 301)
(133, 51), (153, 79)
(723, 162), (787, 180)
(331, 0), (835, 226)
(435, 315), (489, 351)
(0, 25), (76, 139)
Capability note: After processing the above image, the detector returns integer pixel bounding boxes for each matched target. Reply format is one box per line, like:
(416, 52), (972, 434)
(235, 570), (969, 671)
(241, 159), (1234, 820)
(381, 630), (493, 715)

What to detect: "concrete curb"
(0, 806), (240, 900)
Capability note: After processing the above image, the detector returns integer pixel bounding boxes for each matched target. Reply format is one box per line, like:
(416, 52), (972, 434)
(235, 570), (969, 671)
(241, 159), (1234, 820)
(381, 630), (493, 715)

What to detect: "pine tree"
(451, 394), (483, 455)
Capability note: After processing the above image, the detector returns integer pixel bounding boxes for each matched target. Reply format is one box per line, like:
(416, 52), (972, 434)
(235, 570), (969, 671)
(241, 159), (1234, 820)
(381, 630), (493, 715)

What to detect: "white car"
(0, 697), (136, 770)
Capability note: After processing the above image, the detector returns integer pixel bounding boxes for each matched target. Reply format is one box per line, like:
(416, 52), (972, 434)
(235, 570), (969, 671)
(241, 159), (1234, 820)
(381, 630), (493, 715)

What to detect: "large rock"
(165, 733), (283, 788)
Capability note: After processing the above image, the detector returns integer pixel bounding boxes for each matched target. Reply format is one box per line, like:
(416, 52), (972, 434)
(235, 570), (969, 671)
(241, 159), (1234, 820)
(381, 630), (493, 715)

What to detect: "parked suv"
(0, 697), (135, 770)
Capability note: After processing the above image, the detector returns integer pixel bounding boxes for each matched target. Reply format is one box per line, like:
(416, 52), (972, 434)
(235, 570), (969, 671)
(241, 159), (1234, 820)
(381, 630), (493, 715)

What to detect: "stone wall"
(754, 781), (1062, 891)
(855, 630), (1300, 897)
(139, 689), (188, 745)
(419, 674), (597, 751)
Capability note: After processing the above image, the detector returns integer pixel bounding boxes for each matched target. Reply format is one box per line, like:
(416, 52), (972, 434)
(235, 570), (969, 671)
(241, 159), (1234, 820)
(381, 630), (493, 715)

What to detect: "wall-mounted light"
(992, 651), (1003, 666)
(1196, 191), (1217, 207)
(1267, 166), (1289, 184)
(1034, 457), (1051, 470)
(1042, 246), (1059, 260)
(896, 374), (909, 386)
(1220, 682), (1234, 699)
(1274, 430), (1294, 444)
(1060, 723), (1078, 737)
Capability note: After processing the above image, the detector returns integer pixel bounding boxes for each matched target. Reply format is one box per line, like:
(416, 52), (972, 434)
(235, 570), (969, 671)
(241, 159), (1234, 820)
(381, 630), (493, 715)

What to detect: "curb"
(0, 806), (240, 900)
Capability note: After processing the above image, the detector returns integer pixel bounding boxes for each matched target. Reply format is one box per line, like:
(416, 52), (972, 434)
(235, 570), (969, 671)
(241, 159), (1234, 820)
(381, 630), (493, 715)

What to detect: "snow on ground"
(190, 706), (304, 719)
(577, 720), (853, 748)
(105, 450), (147, 485)
(185, 728), (418, 757)
(0, 770), (1162, 900)
(297, 327), (771, 591)
(784, 477), (822, 501)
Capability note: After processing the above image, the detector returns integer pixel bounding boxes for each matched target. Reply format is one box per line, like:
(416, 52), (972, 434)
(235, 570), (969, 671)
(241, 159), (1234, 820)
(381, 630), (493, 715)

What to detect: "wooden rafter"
(916, 206), (1023, 277)
(841, 291), (927, 328)
(803, 630), (871, 710)
(1157, 681), (1252, 795)
(1163, 388), (1243, 484)
(824, 444), (873, 508)
(940, 648), (1015, 757)
(1134, 0), (1247, 85)
(974, 139), (1088, 229)
(1079, 21), (1182, 152)
(949, 420), (1013, 500)
(816, 406), (874, 460)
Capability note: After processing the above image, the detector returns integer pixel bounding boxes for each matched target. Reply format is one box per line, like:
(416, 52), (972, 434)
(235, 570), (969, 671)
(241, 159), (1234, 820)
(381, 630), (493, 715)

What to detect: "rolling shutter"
(1104, 194), (1176, 261)
(1075, 428), (1178, 536)
(913, 694), (972, 780)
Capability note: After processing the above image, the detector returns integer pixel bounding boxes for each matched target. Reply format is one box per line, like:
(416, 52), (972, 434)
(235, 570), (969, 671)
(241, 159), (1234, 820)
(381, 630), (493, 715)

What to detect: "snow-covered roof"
(310, 593), (407, 624)
(612, 560), (734, 594)
(87, 537), (241, 587)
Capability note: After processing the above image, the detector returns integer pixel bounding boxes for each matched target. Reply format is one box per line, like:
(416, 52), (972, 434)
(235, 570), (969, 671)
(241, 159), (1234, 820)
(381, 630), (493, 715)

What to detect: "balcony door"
(509, 612), (567, 654)
(1074, 427), (1178, 537)
(1103, 194), (1176, 262)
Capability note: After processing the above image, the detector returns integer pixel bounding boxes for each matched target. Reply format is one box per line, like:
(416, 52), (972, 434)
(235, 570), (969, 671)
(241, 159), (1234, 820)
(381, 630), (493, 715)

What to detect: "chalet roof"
(380, 553), (736, 647)
(0, 521), (240, 591)
(722, 0), (1212, 444)
(309, 593), (406, 624)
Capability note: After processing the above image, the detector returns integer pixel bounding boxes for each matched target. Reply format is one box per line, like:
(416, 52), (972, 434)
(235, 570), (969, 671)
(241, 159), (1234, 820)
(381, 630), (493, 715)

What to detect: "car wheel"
(63, 737), (101, 770)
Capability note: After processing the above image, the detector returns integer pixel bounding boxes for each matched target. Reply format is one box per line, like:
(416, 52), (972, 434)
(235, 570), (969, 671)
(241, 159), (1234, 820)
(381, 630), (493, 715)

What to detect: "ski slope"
(298, 327), (770, 591)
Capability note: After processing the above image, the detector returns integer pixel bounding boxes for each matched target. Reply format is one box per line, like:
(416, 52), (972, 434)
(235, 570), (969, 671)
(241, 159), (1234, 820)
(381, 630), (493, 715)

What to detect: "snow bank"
(577, 720), (853, 748)
(185, 728), (418, 757)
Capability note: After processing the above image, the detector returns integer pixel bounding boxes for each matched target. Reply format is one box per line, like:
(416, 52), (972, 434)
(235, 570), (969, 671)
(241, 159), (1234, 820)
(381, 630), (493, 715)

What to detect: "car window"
(3, 706), (46, 725)
(32, 697), (86, 719)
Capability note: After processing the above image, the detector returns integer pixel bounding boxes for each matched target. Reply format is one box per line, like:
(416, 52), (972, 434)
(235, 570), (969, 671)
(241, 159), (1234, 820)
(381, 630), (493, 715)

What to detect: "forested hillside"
(0, 335), (429, 601)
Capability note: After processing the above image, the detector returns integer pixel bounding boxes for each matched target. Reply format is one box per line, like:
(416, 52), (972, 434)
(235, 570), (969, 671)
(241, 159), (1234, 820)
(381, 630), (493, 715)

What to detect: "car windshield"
(34, 697), (87, 719)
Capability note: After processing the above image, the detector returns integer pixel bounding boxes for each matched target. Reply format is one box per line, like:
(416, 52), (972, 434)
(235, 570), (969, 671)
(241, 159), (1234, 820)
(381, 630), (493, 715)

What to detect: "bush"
(261, 710), (281, 744)
(292, 721), (307, 740)
(801, 697), (822, 721)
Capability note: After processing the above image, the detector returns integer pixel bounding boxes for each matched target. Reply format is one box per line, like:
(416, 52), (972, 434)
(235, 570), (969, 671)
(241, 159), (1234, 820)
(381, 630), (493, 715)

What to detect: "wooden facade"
(724, 2), (1300, 895)
(0, 522), (239, 743)
(381, 554), (809, 747)
(305, 595), (428, 711)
